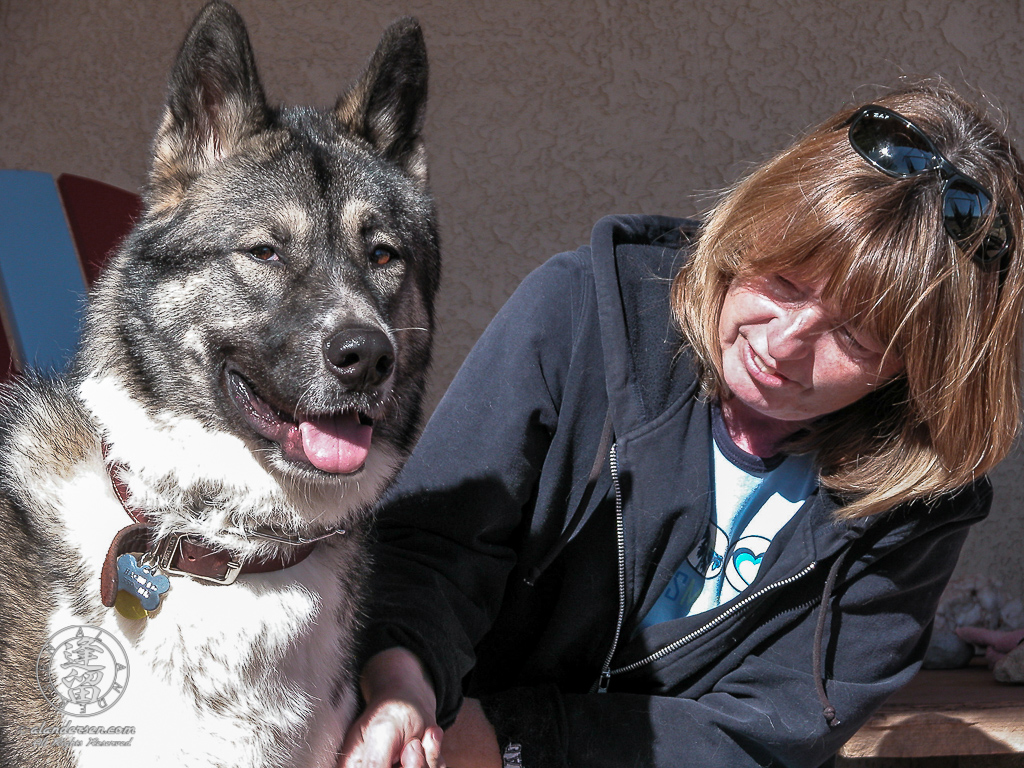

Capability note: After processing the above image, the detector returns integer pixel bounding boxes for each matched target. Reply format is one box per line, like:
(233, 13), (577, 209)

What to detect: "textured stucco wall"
(2, 0), (1023, 597)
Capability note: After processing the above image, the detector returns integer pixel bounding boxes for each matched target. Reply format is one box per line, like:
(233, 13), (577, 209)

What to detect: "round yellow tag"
(114, 590), (149, 620)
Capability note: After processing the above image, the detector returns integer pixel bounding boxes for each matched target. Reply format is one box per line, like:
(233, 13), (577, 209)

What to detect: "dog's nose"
(324, 327), (395, 388)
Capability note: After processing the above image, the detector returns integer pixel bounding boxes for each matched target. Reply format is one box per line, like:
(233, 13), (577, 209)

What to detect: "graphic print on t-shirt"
(724, 534), (772, 592)
(648, 523), (729, 623)
(636, 404), (818, 630)
(689, 522), (727, 578)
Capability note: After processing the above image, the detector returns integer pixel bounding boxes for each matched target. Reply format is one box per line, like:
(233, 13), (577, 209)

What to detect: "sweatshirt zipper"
(595, 443), (818, 691)
(596, 443), (626, 693)
(606, 562), (817, 680)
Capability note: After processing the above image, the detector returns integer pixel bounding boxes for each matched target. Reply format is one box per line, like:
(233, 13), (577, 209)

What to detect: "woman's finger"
(401, 739), (427, 768)
(423, 726), (446, 768)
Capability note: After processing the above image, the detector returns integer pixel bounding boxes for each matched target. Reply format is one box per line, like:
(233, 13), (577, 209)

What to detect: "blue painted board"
(0, 170), (88, 372)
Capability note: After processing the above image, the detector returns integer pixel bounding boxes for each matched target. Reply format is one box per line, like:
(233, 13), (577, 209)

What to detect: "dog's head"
(81, 1), (438, 501)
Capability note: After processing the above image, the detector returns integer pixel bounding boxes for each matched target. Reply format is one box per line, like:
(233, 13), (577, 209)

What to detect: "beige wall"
(2, 0), (1023, 597)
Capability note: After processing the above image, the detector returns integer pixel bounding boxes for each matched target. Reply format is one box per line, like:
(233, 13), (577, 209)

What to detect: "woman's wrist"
(360, 647), (437, 715)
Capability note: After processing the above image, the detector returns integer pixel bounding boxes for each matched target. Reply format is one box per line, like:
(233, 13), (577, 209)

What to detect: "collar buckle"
(155, 532), (243, 585)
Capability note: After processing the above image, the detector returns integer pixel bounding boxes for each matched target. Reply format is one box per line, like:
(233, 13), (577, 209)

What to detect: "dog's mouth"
(225, 367), (374, 475)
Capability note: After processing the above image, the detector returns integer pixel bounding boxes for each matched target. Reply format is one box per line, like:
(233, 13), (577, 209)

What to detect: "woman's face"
(718, 273), (903, 428)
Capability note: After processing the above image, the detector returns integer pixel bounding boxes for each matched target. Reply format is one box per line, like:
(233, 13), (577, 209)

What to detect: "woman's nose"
(767, 306), (829, 360)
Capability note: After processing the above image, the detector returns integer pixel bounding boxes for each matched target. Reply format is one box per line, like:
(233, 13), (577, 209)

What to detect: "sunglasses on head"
(847, 105), (1013, 268)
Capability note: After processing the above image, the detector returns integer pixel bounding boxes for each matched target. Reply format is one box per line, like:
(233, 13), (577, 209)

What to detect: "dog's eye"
(370, 246), (398, 267)
(249, 245), (280, 262)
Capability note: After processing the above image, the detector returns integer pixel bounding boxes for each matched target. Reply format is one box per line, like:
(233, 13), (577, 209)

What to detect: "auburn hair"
(674, 82), (1024, 519)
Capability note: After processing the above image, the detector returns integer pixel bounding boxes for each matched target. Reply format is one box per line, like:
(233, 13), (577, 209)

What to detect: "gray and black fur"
(0, 2), (438, 766)
(108, 0), (437, 463)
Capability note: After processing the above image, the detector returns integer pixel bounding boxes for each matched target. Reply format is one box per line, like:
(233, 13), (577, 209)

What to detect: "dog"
(0, 2), (438, 766)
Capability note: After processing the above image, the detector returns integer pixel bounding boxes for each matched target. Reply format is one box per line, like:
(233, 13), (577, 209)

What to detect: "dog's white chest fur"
(27, 379), (362, 768)
(50, 554), (355, 768)
(55, 561), (353, 767)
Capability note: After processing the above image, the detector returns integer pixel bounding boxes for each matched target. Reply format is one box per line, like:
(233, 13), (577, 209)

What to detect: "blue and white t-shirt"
(638, 405), (818, 629)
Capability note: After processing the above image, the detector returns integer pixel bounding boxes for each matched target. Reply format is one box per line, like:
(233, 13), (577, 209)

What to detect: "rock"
(924, 630), (975, 669)
(993, 642), (1024, 683)
(1002, 599), (1024, 630)
(934, 575), (1023, 632)
(928, 575), (1024, 671)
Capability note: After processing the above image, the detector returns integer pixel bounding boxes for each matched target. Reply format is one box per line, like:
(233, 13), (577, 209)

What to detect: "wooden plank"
(842, 664), (1024, 759)
(843, 707), (1024, 758)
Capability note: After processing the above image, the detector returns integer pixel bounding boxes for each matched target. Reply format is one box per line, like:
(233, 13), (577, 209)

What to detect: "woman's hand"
(339, 648), (445, 768)
(338, 647), (503, 768)
(956, 626), (1024, 668)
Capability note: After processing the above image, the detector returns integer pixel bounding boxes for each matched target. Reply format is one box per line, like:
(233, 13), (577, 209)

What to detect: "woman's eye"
(370, 246), (398, 267)
(837, 326), (874, 356)
(767, 275), (803, 300)
(249, 245), (280, 262)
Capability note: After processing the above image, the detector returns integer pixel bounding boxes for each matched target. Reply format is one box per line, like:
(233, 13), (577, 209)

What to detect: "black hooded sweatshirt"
(361, 215), (989, 768)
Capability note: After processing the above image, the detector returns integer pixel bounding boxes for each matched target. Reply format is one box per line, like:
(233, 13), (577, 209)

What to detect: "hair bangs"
(818, 186), (945, 362)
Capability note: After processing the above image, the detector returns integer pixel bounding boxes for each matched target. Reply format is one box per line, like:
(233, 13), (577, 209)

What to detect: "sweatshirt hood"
(590, 215), (701, 439)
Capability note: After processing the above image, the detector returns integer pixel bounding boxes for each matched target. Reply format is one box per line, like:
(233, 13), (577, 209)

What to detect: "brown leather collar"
(99, 443), (320, 607)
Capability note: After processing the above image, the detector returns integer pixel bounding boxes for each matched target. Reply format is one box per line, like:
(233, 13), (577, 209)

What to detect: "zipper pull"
(597, 670), (611, 693)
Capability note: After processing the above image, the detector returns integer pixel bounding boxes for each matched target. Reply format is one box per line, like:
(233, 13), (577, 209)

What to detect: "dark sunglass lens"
(851, 112), (935, 176)
(942, 181), (1012, 264)
(942, 179), (988, 241)
(979, 212), (1012, 264)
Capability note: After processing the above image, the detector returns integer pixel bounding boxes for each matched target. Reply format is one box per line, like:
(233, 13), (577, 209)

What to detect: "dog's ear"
(336, 18), (429, 188)
(148, 0), (270, 212)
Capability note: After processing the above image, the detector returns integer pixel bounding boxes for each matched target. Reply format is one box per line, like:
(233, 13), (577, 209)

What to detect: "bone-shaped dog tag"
(116, 553), (170, 614)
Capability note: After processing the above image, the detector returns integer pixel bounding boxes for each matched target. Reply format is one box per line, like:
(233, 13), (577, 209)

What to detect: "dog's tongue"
(298, 413), (372, 474)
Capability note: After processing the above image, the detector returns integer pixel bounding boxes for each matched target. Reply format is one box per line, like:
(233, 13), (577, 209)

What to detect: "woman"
(340, 82), (1024, 768)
